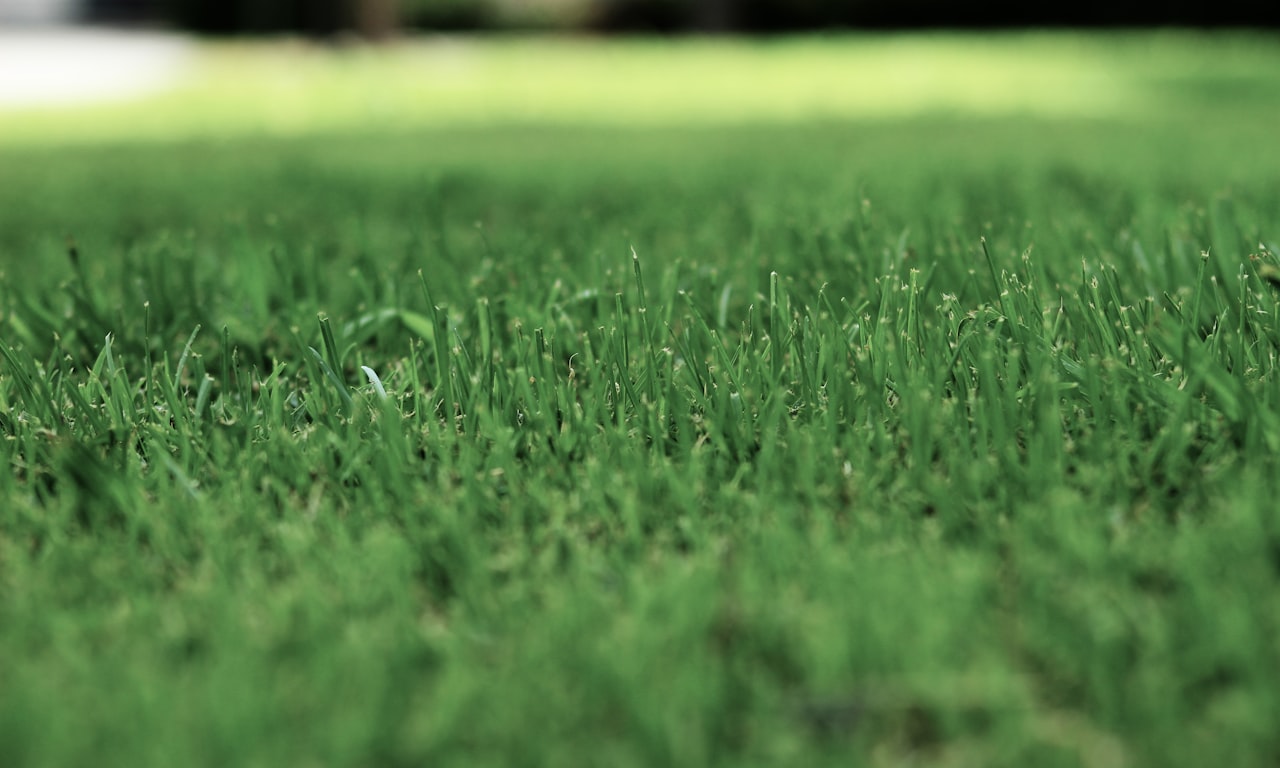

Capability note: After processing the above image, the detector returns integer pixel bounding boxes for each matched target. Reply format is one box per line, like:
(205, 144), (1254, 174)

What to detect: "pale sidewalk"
(0, 26), (192, 108)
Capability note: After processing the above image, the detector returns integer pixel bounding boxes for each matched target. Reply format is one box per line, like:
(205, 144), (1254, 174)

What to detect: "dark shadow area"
(79, 0), (1280, 36)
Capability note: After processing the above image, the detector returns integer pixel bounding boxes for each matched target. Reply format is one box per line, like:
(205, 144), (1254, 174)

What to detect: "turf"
(2, 32), (1280, 767)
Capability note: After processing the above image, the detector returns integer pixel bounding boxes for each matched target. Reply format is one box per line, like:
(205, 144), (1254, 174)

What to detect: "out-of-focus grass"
(3, 31), (1280, 145)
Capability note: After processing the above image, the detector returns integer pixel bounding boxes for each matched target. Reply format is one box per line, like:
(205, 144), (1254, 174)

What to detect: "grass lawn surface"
(2, 32), (1280, 767)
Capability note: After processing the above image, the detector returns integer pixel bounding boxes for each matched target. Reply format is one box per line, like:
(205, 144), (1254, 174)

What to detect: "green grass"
(6, 31), (1280, 144)
(2, 32), (1280, 767)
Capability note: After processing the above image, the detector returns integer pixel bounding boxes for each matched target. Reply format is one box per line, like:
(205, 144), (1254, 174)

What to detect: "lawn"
(1, 32), (1279, 767)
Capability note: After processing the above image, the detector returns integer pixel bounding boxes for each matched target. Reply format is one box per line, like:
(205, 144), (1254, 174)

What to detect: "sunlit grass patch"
(3, 31), (1279, 145)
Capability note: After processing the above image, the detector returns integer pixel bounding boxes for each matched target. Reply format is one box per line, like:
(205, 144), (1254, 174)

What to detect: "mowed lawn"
(2, 33), (1280, 767)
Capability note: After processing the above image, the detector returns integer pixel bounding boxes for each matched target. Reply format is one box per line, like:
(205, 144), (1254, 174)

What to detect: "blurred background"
(1, 0), (1277, 140)
(2, 0), (1278, 35)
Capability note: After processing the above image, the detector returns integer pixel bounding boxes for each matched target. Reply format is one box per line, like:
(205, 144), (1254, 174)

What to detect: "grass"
(2, 31), (1280, 767)
(6, 31), (1280, 144)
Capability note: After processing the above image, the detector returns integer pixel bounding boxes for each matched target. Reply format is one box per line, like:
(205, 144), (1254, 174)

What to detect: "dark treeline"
(88, 0), (1280, 35)
(598, 0), (1280, 32)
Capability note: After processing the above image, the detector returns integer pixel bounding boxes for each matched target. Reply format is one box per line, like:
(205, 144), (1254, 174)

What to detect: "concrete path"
(0, 26), (192, 108)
